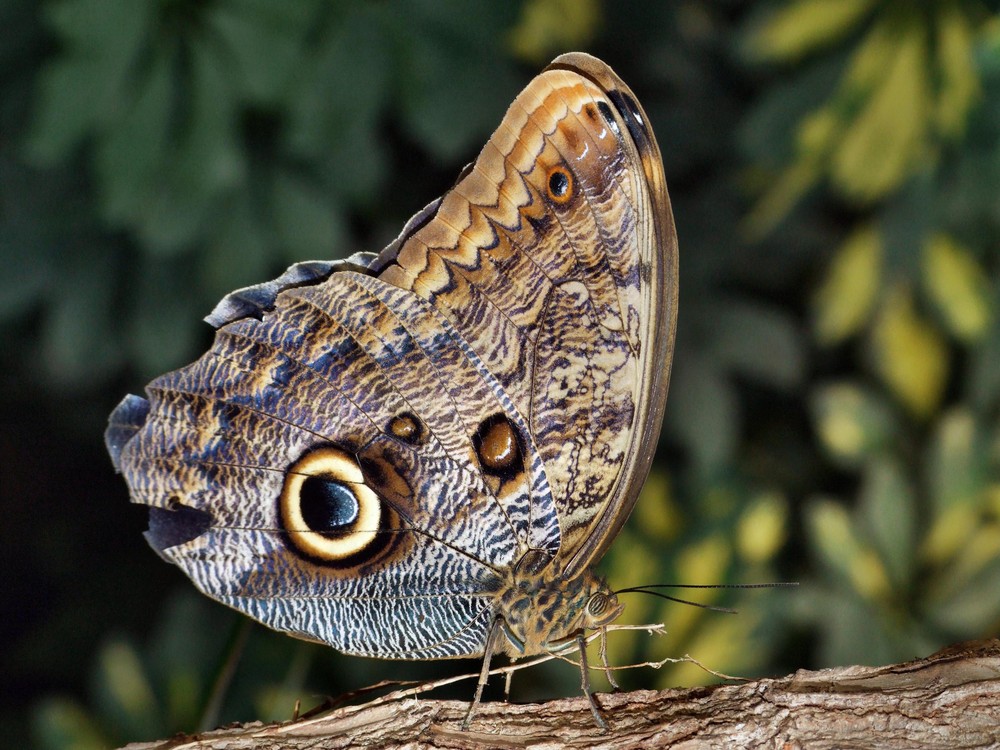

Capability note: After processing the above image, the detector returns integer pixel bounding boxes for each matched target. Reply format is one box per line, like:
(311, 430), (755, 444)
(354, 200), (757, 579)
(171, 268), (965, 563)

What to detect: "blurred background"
(3, 0), (1000, 747)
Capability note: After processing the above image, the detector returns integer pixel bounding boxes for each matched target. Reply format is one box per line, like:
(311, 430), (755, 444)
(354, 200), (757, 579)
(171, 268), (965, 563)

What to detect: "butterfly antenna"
(615, 587), (738, 613)
(614, 581), (798, 615)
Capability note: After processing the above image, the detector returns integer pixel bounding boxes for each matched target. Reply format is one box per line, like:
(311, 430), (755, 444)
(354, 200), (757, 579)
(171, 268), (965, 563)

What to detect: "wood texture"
(118, 639), (1000, 749)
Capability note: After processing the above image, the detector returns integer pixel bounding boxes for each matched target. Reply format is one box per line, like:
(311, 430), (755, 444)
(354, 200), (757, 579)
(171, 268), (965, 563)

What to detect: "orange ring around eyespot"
(546, 165), (574, 204)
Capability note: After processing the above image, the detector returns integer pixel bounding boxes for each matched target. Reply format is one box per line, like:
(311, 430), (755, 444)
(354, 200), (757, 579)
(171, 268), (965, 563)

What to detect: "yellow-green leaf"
(742, 104), (841, 237)
(676, 534), (731, 588)
(32, 699), (110, 750)
(928, 408), (985, 513)
(922, 503), (979, 565)
(605, 528), (664, 622)
(808, 498), (890, 601)
(988, 484), (1000, 517)
(797, 105), (840, 155)
(925, 522), (1000, 629)
(943, 523), (1000, 587)
(850, 548), (892, 602)
(840, 15), (901, 97)
(659, 535), (732, 646)
(926, 540), (1000, 633)
(737, 491), (788, 564)
(603, 528), (660, 666)
(922, 233), (992, 342)
(811, 383), (897, 467)
(934, 4), (980, 138)
(659, 605), (762, 687)
(747, 0), (875, 62)
(814, 386), (866, 461)
(508, 0), (600, 63)
(832, 22), (931, 201)
(98, 640), (160, 729)
(813, 224), (883, 344)
(858, 459), (915, 588)
(742, 159), (820, 239)
(871, 284), (948, 418)
(808, 498), (857, 574)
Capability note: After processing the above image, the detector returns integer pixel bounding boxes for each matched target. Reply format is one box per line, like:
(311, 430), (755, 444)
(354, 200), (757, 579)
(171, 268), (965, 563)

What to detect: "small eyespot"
(546, 166), (573, 204)
(473, 413), (523, 479)
(388, 412), (424, 445)
(279, 447), (382, 563)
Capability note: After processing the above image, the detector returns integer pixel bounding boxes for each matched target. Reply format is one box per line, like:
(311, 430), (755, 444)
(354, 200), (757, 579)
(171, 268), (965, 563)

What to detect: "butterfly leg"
(599, 627), (620, 690)
(576, 633), (608, 730)
(503, 659), (516, 701)
(463, 617), (502, 730)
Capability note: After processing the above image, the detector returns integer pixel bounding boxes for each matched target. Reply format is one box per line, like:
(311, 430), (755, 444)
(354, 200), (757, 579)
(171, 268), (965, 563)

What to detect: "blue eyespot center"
(300, 476), (359, 533)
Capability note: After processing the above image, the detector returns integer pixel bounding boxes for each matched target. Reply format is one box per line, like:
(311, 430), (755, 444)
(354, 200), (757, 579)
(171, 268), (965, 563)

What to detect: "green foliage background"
(3, 0), (1000, 746)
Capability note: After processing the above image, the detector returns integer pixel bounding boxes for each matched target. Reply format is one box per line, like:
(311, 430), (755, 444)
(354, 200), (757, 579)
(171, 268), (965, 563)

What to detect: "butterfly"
(106, 51), (678, 728)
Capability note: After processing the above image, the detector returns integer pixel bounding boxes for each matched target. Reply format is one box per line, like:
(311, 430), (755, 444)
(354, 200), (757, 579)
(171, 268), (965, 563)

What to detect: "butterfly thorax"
(496, 550), (624, 657)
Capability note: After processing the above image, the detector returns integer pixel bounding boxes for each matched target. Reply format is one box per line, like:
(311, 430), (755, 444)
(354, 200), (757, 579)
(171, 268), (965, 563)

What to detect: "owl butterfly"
(106, 52), (677, 728)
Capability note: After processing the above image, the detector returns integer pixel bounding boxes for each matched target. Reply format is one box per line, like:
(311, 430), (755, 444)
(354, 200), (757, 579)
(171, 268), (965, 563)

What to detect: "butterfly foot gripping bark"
(107, 51), (678, 730)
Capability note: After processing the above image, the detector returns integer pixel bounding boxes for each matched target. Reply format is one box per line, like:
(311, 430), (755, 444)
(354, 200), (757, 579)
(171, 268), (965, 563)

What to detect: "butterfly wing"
(107, 53), (675, 658)
(372, 52), (677, 577)
(109, 252), (561, 658)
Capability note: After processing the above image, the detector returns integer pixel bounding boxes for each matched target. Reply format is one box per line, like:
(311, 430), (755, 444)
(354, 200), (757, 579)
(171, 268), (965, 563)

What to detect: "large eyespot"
(546, 165), (574, 204)
(279, 447), (382, 563)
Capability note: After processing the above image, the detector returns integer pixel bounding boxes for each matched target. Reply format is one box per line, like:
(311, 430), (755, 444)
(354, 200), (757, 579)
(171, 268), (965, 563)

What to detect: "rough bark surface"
(121, 639), (1000, 749)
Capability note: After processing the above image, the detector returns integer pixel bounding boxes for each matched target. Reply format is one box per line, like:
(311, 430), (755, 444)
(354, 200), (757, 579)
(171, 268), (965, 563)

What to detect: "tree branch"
(121, 639), (1000, 749)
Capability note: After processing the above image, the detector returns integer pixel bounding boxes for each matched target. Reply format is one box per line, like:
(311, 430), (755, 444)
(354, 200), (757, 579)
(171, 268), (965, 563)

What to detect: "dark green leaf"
(708, 298), (805, 389)
(273, 171), (347, 262)
(858, 458), (915, 589)
(665, 351), (740, 475)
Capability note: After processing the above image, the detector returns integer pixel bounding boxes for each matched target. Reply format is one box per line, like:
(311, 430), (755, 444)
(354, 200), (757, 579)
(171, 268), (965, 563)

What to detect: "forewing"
(374, 53), (677, 575)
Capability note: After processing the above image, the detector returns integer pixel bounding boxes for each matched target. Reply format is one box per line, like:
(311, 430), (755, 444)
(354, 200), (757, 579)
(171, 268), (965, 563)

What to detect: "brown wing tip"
(545, 52), (618, 82)
(543, 53), (661, 169)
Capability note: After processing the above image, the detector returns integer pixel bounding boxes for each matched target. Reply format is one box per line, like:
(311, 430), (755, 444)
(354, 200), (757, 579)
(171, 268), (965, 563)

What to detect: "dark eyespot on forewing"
(473, 413), (524, 480)
(545, 165), (574, 205)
